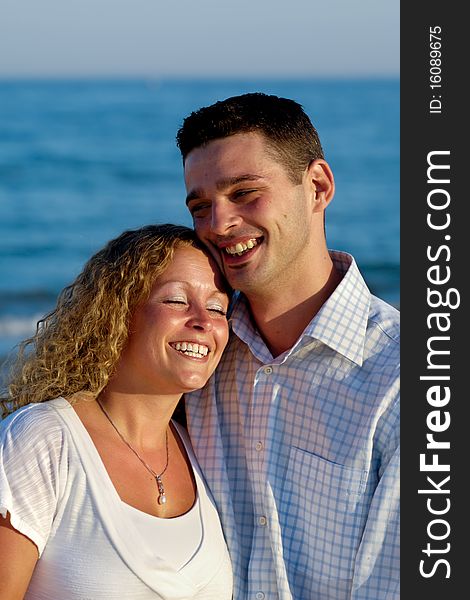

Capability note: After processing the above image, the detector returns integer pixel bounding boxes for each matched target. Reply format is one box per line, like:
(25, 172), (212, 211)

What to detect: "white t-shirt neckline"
(50, 397), (225, 596)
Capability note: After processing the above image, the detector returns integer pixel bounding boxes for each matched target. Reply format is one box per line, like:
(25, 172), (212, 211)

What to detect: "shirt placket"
(246, 362), (280, 600)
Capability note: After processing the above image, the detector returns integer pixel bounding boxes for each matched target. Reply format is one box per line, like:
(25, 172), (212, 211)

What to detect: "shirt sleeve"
(351, 398), (400, 600)
(0, 405), (67, 556)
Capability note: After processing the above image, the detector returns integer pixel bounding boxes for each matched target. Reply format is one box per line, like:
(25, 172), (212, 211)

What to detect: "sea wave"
(0, 314), (41, 338)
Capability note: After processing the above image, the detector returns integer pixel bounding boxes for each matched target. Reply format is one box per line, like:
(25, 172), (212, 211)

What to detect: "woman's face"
(113, 246), (230, 396)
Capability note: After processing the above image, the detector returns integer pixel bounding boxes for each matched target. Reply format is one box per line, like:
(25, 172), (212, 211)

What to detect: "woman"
(0, 224), (232, 599)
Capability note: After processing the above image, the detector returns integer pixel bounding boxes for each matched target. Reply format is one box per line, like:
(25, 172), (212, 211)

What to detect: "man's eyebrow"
(185, 174), (264, 205)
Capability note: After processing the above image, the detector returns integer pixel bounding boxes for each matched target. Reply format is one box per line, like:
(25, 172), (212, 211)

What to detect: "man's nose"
(210, 200), (242, 236)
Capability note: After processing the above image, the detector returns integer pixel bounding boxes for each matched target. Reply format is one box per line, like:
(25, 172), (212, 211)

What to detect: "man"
(177, 93), (399, 599)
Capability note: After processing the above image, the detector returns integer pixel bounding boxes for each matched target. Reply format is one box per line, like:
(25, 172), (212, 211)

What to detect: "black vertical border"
(401, 4), (466, 598)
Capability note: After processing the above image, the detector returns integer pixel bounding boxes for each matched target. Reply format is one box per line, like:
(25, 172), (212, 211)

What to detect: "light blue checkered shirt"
(186, 252), (400, 600)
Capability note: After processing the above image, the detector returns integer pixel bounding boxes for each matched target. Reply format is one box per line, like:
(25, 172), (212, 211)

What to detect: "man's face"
(184, 132), (318, 295)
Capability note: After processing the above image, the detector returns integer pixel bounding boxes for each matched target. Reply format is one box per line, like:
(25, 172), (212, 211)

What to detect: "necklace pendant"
(96, 401), (170, 507)
(156, 475), (166, 505)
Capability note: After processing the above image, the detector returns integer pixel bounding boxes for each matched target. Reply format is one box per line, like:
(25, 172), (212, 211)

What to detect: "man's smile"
(223, 238), (259, 256)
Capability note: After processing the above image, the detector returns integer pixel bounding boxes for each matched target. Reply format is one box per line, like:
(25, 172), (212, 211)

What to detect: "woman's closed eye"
(164, 298), (187, 306)
(164, 298), (226, 316)
(207, 305), (227, 316)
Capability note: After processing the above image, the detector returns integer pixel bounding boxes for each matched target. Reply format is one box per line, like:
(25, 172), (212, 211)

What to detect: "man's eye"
(234, 189), (255, 199)
(189, 203), (210, 216)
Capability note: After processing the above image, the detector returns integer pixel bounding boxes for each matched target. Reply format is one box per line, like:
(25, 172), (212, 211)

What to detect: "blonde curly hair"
(2, 224), (208, 417)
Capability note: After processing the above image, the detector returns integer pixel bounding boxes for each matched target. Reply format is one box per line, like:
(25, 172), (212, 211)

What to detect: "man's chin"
(223, 262), (258, 292)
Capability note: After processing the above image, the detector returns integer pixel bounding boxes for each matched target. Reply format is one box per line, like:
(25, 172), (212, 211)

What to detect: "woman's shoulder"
(171, 419), (208, 485)
(172, 419), (191, 445)
(1, 398), (69, 449)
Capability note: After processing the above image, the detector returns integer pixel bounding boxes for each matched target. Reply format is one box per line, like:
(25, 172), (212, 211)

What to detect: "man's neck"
(246, 258), (342, 358)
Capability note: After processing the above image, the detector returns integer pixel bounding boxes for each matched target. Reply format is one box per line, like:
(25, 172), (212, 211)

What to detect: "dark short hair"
(176, 93), (324, 183)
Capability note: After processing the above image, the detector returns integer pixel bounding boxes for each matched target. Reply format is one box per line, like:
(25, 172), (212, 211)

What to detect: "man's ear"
(306, 159), (335, 212)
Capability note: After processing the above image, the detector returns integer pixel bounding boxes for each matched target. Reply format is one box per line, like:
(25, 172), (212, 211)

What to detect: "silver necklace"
(96, 399), (169, 506)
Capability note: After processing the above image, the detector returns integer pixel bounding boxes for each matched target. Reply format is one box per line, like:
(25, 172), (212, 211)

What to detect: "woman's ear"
(306, 159), (335, 212)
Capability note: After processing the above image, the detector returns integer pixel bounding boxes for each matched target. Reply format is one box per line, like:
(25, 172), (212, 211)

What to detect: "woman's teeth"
(172, 342), (209, 357)
(225, 238), (258, 256)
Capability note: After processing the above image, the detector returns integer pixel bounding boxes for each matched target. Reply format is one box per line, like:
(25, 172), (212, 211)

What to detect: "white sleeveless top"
(0, 398), (233, 599)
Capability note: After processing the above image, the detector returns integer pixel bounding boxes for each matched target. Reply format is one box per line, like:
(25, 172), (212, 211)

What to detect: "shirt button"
(264, 366), (273, 374)
(255, 441), (264, 451)
(258, 516), (267, 526)
(256, 593), (265, 600)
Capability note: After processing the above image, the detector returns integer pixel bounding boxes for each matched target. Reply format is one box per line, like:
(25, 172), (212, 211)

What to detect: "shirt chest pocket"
(278, 445), (369, 591)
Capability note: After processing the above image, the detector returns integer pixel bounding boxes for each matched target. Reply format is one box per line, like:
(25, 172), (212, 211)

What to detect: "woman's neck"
(94, 390), (181, 450)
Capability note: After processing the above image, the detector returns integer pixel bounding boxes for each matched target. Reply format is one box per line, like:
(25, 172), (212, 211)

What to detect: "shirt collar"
(230, 251), (370, 366)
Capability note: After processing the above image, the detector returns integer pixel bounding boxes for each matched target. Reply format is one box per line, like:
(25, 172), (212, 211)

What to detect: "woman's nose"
(186, 307), (213, 331)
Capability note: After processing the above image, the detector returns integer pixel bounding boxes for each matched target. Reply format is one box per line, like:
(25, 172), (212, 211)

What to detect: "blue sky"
(0, 1), (399, 77)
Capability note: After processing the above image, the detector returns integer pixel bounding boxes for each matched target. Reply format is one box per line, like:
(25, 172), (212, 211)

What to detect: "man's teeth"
(172, 342), (209, 357)
(225, 238), (258, 256)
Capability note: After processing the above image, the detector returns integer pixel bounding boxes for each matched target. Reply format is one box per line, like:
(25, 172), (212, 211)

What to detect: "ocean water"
(0, 79), (399, 366)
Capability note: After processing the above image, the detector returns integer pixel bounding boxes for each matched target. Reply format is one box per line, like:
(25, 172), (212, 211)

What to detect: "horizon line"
(0, 73), (400, 82)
